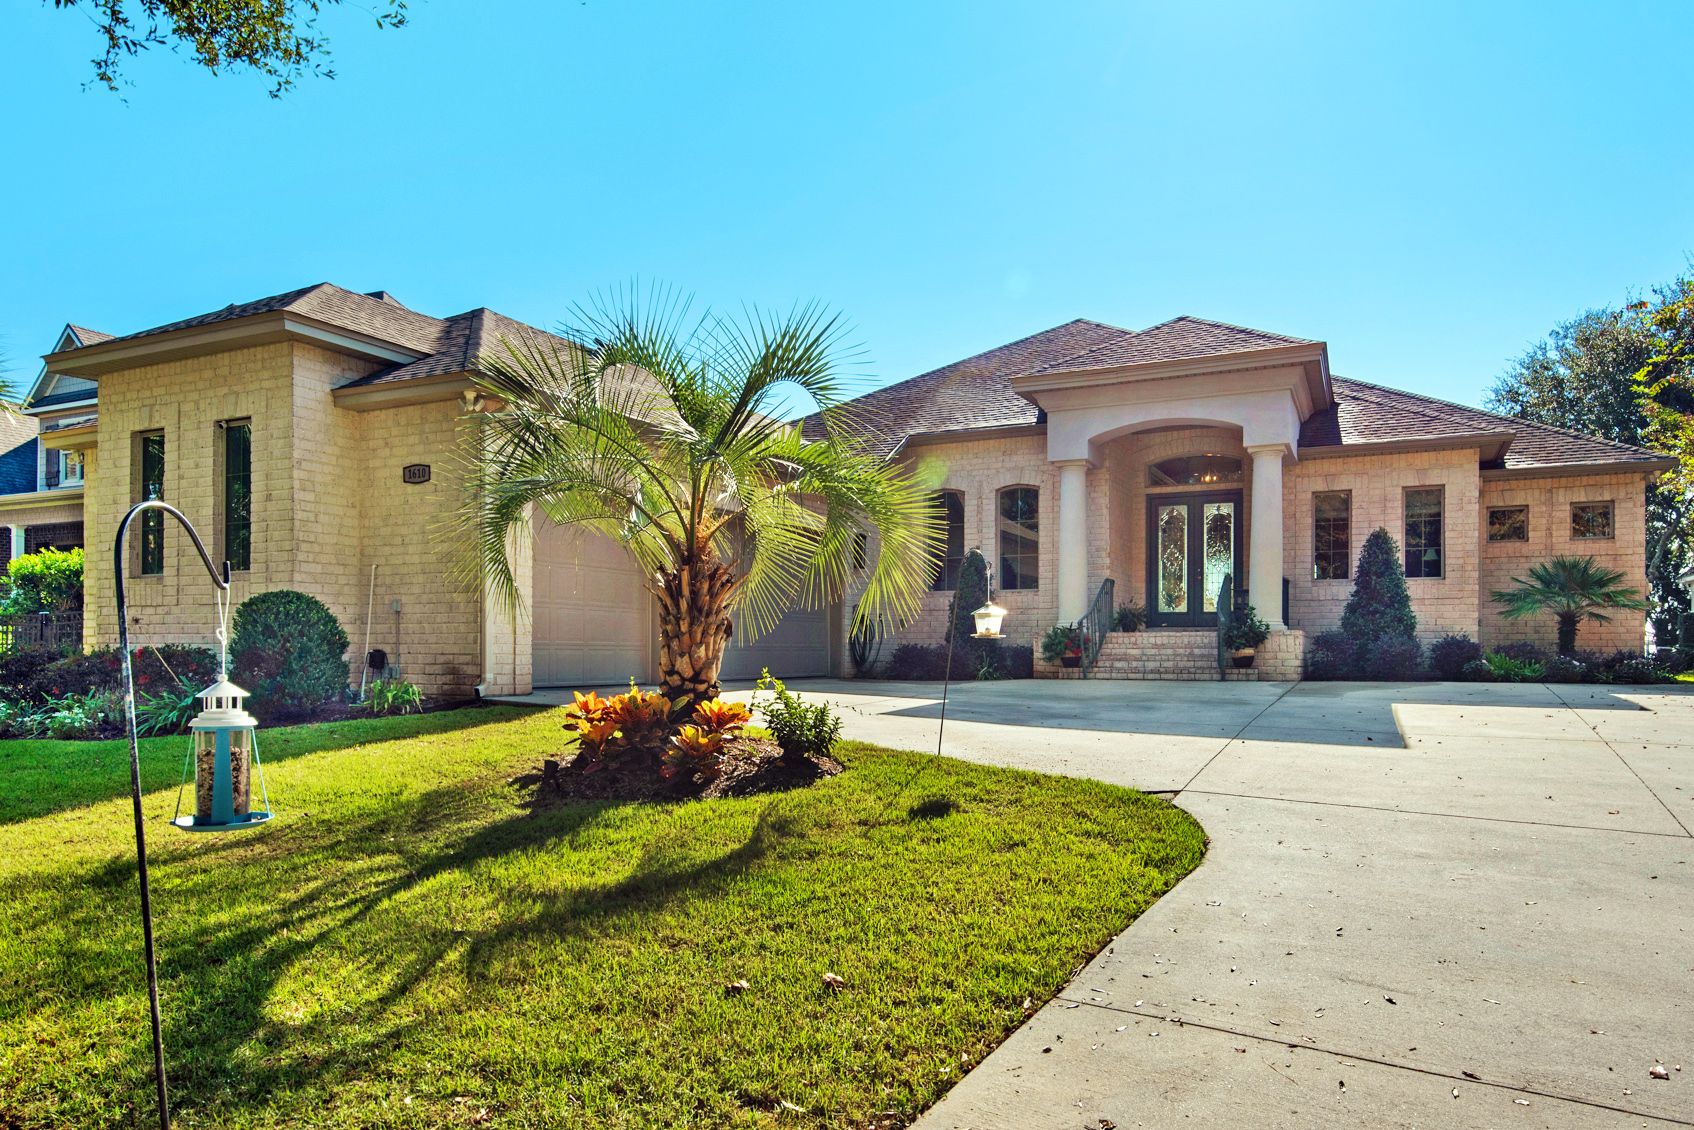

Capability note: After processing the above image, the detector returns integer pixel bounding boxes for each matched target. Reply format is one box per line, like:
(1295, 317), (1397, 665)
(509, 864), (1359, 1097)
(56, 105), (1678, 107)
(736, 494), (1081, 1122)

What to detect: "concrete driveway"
(779, 677), (1694, 1128)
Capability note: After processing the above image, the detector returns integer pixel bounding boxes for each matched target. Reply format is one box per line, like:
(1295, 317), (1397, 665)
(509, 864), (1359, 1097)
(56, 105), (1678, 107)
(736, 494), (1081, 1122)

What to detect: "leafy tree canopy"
(1488, 273), (1694, 638)
(50, 0), (407, 96)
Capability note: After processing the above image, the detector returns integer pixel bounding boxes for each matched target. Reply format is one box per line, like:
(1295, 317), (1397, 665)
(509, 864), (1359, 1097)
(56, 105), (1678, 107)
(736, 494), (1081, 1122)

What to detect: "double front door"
(1146, 490), (1243, 627)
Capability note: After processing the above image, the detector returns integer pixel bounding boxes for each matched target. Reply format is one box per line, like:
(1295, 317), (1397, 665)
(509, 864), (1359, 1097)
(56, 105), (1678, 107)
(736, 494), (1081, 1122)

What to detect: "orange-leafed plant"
(693, 698), (751, 732)
(663, 724), (726, 781)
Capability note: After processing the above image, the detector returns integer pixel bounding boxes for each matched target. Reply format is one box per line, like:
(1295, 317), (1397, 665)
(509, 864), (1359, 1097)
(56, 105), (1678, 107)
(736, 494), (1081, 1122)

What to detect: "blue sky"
(2, 1), (1691, 409)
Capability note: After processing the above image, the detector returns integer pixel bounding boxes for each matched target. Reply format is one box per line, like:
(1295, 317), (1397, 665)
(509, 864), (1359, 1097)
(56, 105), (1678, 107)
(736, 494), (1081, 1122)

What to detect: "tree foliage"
(459, 288), (941, 707)
(0, 547), (84, 615)
(1488, 275), (1694, 639)
(50, 0), (407, 96)
(1490, 555), (1649, 657)
(1340, 528), (1417, 645)
(946, 547), (996, 676)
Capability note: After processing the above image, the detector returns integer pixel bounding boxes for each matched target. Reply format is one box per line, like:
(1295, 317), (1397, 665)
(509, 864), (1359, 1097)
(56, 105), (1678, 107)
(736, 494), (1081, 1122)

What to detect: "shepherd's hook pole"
(114, 501), (230, 1130)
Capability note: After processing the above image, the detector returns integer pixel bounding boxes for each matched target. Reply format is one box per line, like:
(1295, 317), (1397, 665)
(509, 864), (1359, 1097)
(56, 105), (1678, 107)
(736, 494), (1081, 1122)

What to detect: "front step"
(1038, 629), (1257, 681)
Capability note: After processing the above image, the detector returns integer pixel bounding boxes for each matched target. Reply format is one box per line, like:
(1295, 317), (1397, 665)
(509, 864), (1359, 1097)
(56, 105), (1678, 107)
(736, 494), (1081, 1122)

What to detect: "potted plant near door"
(1041, 623), (1085, 668)
(1221, 601), (1271, 668)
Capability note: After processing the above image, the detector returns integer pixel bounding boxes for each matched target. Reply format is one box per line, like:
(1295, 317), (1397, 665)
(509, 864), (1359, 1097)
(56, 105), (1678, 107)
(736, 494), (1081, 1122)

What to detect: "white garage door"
(720, 604), (832, 681)
(532, 519), (654, 688)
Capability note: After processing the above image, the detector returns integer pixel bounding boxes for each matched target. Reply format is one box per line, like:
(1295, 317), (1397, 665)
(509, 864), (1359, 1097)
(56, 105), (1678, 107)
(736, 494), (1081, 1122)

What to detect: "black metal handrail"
(1079, 577), (1115, 679)
(1216, 572), (1234, 673)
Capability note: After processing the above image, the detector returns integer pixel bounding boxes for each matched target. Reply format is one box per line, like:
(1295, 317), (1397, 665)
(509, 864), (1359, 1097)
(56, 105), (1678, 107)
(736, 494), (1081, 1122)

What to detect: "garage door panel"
(720, 605), (830, 681)
(532, 520), (652, 687)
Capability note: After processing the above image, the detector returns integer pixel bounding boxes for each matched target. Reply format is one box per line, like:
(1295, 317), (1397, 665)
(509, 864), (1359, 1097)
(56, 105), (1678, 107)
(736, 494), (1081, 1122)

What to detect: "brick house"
(0, 325), (103, 569)
(25, 286), (1670, 692)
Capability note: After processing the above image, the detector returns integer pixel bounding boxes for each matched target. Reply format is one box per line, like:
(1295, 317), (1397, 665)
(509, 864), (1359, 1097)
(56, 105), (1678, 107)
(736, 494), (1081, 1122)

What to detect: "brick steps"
(1038, 629), (1259, 681)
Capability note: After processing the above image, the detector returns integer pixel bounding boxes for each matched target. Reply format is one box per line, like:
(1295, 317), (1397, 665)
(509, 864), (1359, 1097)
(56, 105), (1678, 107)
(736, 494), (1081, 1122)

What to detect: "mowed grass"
(0, 708), (1206, 1129)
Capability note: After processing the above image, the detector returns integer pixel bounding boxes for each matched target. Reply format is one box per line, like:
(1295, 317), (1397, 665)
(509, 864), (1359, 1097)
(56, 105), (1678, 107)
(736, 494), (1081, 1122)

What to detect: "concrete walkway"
(789, 678), (1694, 1128)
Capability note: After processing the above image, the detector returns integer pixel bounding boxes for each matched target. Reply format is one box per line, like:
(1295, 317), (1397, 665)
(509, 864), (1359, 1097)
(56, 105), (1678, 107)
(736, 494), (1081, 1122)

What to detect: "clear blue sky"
(2, 1), (1691, 409)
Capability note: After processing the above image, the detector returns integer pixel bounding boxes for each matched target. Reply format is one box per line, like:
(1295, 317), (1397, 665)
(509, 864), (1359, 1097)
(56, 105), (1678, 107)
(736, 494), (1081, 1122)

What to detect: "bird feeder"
(971, 599), (1008, 639)
(171, 678), (270, 832)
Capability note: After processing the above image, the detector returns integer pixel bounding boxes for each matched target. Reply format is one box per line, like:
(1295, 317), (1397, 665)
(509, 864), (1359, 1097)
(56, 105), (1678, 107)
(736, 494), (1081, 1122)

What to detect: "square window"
(1571, 501), (1613, 540)
(1487, 506), (1529, 542)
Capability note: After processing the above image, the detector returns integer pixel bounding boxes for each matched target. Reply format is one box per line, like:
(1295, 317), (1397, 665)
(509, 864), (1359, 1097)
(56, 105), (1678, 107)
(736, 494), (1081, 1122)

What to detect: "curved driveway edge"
(781, 678), (1694, 1129)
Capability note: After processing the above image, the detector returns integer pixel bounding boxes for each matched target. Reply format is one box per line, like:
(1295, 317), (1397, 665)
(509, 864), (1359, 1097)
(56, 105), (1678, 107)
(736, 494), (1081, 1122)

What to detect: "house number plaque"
(402, 464), (432, 485)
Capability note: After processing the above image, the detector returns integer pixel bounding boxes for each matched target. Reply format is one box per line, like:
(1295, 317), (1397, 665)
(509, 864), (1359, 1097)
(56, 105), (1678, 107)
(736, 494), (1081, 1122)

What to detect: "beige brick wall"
(81, 343), (488, 697)
(84, 344), (293, 651)
(1284, 447), (1483, 643)
(1478, 471), (1650, 653)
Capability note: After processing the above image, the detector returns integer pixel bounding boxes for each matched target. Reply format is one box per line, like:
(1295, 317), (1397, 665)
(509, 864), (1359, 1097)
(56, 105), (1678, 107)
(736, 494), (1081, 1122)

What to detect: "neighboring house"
(0, 325), (103, 572)
(37, 286), (1669, 693)
(812, 317), (1670, 678)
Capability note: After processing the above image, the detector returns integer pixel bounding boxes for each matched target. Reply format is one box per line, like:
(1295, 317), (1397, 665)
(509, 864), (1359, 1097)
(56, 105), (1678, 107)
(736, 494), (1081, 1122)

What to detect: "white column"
(1247, 444), (1288, 630)
(6, 526), (21, 562)
(1056, 459), (1091, 623)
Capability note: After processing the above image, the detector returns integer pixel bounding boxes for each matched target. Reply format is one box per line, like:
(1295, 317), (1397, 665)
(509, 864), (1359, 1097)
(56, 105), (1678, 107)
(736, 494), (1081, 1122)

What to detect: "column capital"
(1050, 455), (1099, 471)
(1245, 442), (1294, 461)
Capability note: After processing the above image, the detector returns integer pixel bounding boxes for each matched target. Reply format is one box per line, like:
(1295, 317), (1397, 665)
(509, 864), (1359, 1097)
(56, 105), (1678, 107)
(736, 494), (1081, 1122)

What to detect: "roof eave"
(1481, 457), (1676, 481)
(332, 370), (475, 411)
(1300, 430), (1516, 462)
(0, 486), (84, 509)
(43, 311), (426, 378)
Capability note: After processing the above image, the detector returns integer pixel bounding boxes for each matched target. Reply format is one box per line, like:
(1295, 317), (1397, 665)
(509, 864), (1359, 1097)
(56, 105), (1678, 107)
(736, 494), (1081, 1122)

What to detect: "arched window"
(1148, 454), (1243, 487)
(998, 487), (1039, 590)
(929, 491), (964, 591)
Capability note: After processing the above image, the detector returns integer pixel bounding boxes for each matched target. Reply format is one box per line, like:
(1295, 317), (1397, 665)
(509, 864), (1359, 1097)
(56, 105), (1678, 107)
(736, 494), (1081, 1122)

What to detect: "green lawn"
(0, 708), (1205, 1129)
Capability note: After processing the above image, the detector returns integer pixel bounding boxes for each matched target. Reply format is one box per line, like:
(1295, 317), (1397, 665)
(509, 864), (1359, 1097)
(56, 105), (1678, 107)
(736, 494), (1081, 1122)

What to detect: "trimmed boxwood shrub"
(1360, 636), (1423, 681)
(884, 643), (951, 680)
(1542, 654), (1586, 683)
(1428, 634), (1482, 681)
(1303, 630), (1355, 680)
(231, 590), (351, 717)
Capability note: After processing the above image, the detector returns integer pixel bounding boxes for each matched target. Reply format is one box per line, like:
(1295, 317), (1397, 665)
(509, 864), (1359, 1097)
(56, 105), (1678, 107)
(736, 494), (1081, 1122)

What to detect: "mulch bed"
(532, 732), (843, 805)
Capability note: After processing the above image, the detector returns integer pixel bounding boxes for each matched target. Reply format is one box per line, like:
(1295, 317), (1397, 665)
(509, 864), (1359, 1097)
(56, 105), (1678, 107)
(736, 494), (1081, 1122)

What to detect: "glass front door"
(1146, 491), (1243, 627)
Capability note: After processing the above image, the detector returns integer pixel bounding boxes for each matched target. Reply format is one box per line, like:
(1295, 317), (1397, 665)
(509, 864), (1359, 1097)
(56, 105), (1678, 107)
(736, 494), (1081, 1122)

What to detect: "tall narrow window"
(1312, 491), (1351, 580)
(929, 492), (964, 591)
(139, 432), (166, 576)
(998, 487), (1039, 590)
(1403, 486), (1443, 578)
(223, 421), (252, 571)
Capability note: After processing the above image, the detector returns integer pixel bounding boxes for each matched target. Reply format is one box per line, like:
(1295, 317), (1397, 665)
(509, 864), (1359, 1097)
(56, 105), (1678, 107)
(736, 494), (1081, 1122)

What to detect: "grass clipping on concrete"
(0, 707), (1206, 1129)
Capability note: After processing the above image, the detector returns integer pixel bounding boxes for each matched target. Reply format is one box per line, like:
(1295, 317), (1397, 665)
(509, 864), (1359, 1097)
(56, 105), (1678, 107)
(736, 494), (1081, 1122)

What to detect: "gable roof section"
(0, 436), (39, 496)
(801, 319), (1126, 459)
(1305, 378), (1668, 471)
(340, 308), (579, 388)
(78, 282), (450, 356)
(1031, 316), (1317, 375)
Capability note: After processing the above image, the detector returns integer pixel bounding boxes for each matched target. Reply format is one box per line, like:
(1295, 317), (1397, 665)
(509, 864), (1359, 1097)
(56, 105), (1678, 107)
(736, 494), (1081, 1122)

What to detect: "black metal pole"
(113, 501), (230, 1130)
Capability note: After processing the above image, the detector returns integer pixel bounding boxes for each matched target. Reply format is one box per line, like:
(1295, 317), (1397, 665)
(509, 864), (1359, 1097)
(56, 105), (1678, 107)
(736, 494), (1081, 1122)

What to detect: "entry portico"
(1013, 327), (1328, 629)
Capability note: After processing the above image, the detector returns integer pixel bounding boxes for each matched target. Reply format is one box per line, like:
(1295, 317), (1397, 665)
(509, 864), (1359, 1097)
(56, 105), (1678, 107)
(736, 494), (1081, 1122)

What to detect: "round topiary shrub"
(231, 590), (350, 717)
(1428, 634), (1482, 681)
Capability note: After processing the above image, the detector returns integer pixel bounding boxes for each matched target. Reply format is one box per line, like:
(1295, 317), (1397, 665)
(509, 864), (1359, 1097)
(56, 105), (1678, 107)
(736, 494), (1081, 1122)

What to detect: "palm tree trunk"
(1556, 613), (1579, 657)
(653, 559), (737, 709)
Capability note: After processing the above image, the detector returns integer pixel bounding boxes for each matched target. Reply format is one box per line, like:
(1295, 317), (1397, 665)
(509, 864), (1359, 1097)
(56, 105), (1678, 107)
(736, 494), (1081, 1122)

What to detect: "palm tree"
(1491, 555), (1650, 656)
(460, 290), (941, 708)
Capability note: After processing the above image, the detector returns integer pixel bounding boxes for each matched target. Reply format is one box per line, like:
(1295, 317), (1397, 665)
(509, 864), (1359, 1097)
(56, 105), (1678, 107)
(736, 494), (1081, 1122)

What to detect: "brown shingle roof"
(812, 317), (1663, 473)
(1306, 378), (1667, 470)
(67, 325), (113, 346)
(87, 282), (451, 355)
(340, 307), (579, 387)
(1031, 315), (1316, 375)
(801, 319), (1126, 458)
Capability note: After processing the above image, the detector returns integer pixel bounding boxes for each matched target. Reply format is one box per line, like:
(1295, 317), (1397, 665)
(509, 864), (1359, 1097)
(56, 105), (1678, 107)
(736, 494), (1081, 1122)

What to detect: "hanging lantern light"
(171, 677), (271, 832)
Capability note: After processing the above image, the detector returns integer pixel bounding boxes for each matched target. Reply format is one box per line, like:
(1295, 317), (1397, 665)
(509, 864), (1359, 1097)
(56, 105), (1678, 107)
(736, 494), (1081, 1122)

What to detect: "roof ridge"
(1334, 376), (1658, 457)
(1156, 314), (1317, 344)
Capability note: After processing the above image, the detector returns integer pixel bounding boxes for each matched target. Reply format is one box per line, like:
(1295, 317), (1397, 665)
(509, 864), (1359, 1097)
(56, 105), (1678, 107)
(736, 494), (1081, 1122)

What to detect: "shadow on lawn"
(6, 773), (793, 1124)
(0, 705), (523, 826)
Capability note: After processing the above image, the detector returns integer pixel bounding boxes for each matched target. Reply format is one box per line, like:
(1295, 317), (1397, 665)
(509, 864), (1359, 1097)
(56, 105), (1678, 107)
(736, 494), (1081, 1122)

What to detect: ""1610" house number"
(401, 464), (431, 485)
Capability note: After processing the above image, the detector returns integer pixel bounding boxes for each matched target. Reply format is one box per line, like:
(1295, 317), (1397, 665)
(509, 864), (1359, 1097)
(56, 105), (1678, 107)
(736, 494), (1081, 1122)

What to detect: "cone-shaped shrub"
(1341, 528), (1417, 645)
(947, 548), (1000, 676)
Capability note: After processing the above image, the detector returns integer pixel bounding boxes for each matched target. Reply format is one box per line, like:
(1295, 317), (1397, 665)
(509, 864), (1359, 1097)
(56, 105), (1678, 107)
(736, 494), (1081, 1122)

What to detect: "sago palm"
(1490, 555), (1649, 656)
(459, 290), (941, 707)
